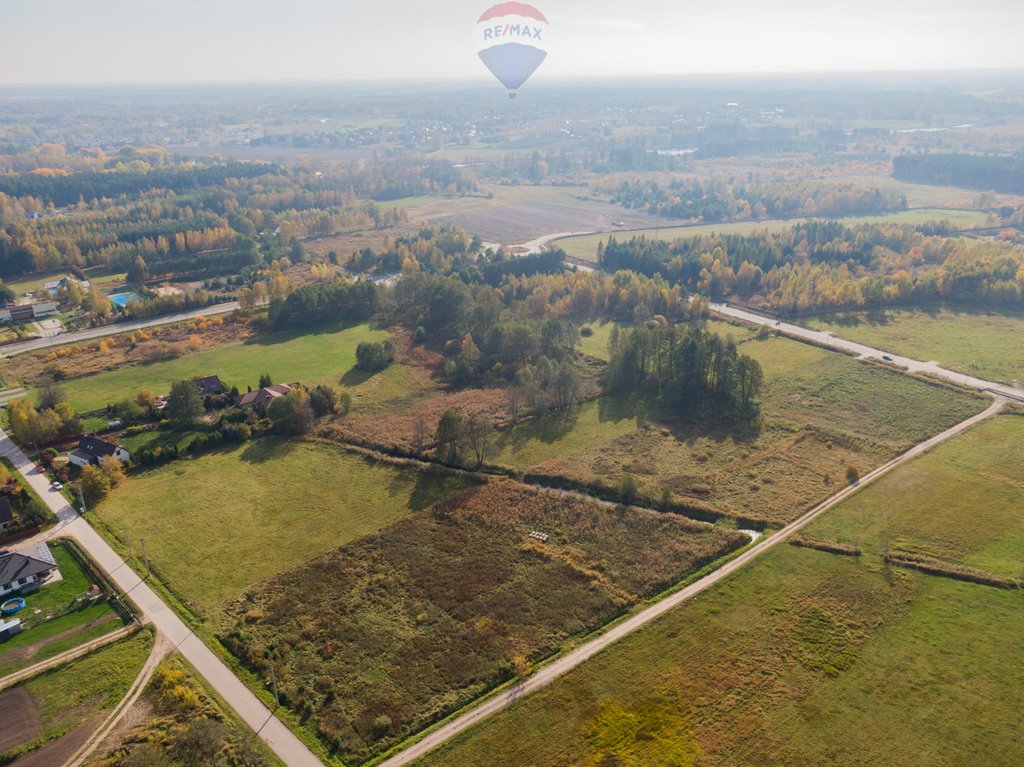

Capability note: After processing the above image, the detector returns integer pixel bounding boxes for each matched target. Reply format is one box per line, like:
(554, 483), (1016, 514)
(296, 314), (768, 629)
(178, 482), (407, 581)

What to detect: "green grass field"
(3, 631), (151, 762)
(557, 208), (993, 262)
(0, 543), (122, 677)
(494, 333), (985, 525)
(804, 306), (1024, 385)
(2, 267), (126, 299)
(416, 415), (1024, 767)
(576, 319), (750, 362)
(59, 323), (388, 413)
(92, 439), (471, 620)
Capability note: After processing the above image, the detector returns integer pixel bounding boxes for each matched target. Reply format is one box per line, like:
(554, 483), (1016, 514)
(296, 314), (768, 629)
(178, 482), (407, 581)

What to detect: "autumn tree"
(78, 465), (111, 506)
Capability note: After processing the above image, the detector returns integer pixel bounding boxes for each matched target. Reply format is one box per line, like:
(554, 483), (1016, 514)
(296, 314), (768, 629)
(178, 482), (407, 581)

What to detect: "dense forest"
(607, 179), (906, 222)
(893, 153), (1024, 194)
(598, 220), (1024, 313)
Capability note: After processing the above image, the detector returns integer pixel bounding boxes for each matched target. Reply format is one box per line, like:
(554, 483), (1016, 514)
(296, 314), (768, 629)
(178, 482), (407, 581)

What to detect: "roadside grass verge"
(803, 305), (1024, 384)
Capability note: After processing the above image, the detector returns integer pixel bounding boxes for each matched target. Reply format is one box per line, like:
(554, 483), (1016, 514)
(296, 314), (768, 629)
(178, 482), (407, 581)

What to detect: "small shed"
(0, 617), (22, 639)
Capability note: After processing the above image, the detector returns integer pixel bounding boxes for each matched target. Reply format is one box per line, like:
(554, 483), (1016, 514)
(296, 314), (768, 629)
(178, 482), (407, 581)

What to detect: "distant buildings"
(0, 301), (59, 324)
(42, 276), (90, 299)
(69, 435), (131, 468)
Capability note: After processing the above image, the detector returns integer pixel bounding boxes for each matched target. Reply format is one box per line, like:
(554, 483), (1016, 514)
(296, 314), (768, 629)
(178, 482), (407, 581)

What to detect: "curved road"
(0, 302), (240, 358)
(0, 429), (324, 767)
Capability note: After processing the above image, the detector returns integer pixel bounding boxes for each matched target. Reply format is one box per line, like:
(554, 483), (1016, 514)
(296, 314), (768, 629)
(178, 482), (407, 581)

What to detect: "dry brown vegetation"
(4, 314), (255, 388)
(219, 479), (747, 765)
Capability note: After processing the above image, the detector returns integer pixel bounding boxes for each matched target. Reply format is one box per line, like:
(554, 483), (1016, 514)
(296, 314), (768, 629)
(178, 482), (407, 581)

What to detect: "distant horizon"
(3, 0), (1023, 87)
(2, 67), (1024, 92)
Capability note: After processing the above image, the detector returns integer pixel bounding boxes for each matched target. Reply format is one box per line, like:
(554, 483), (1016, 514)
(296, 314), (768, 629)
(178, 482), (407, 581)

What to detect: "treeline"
(598, 220), (1024, 313)
(0, 162), (277, 207)
(608, 179), (906, 222)
(893, 153), (1024, 195)
(606, 324), (763, 417)
(268, 279), (379, 329)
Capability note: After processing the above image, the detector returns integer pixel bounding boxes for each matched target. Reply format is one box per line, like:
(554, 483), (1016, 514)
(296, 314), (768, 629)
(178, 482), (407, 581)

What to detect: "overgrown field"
(93, 439), (471, 619)
(84, 653), (284, 767)
(495, 333), (985, 525)
(416, 415), (1024, 767)
(557, 208), (992, 262)
(804, 306), (1024, 384)
(0, 631), (152, 764)
(220, 480), (748, 765)
(58, 322), (389, 413)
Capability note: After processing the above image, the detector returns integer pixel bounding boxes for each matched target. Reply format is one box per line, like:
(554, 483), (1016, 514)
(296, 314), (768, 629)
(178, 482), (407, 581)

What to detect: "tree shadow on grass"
(241, 321), (367, 349)
(339, 367), (376, 388)
(237, 437), (294, 464)
(503, 406), (580, 452)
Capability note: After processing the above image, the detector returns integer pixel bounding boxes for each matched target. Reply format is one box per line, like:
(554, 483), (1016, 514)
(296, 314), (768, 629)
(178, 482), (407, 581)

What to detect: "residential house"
(0, 497), (13, 531)
(235, 384), (293, 410)
(68, 435), (131, 468)
(0, 544), (58, 597)
(42, 276), (91, 299)
(193, 375), (226, 396)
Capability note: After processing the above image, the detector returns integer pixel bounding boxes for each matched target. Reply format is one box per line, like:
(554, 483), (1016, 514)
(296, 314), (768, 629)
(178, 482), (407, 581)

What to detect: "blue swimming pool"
(109, 291), (142, 307)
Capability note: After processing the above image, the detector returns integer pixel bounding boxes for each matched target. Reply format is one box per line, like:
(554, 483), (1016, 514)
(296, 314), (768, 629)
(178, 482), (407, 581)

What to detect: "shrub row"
(888, 551), (1021, 589)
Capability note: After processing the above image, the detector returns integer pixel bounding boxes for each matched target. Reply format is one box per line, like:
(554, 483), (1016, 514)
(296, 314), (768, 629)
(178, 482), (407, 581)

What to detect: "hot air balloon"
(475, 3), (550, 99)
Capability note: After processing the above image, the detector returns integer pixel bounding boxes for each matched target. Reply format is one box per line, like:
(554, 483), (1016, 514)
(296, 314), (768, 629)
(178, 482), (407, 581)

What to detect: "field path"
(378, 398), (1005, 767)
(62, 632), (171, 767)
(0, 624), (138, 694)
(0, 430), (325, 767)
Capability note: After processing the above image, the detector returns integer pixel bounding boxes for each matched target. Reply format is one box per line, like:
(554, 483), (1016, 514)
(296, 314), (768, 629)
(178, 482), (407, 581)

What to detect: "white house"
(69, 435), (131, 468)
(0, 544), (58, 597)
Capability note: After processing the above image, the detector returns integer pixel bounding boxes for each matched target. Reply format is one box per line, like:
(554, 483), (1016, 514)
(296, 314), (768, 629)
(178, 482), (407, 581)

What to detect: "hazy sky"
(3, 0), (1023, 85)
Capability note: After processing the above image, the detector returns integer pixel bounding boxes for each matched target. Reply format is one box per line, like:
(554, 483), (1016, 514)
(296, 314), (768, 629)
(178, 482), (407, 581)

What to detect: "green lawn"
(5, 631), (152, 761)
(416, 416), (1024, 767)
(2, 268), (126, 299)
(804, 306), (1024, 385)
(59, 322), (388, 413)
(92, 439), (471, 621)
(558, 208), (993, 262)
(0, 543), (123, 677)
(493, 332), (985, 525)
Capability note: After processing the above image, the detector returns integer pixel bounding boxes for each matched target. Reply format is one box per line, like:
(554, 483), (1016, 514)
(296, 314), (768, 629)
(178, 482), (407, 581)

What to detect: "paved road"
(0, 429), (324, 767)
(0, 302), (240, 358)
(708, 302), (1021, 396)
(378, 397), (1006, 767)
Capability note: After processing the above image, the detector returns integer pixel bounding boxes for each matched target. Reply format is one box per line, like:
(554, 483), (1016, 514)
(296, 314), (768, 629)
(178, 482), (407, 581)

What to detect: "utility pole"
(77, 484), (87, 515)
(268, 664), (280, 710)
(140, 538), (150, 578)
(120, 530), (134, 560)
